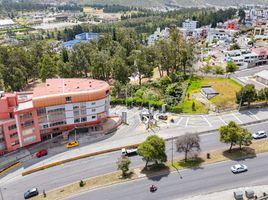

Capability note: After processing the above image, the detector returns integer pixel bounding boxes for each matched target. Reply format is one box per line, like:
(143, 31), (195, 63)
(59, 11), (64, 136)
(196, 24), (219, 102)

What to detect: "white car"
(231, 164), (248, 173)
(252, 131), (267, 139)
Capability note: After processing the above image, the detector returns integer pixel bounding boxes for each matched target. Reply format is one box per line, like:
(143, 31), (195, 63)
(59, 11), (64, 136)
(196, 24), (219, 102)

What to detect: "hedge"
(110, 97), (164, 109)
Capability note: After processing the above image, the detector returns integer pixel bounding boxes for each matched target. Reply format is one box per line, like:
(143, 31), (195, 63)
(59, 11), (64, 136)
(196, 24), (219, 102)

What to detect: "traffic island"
(32, 171), (138, 200)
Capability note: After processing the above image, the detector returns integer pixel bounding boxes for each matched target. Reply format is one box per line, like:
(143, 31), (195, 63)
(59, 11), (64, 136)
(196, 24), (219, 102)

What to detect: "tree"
(175, 133), (201, 162)
(236, 84), (257, 108)
(238, 9), (246, 24)
(219, 121), (240, 151)
(39, 54), (57, 82)
(237, 128), (252, 149)
(191, 102), (196, 111)
(137, 135), (167, 168)
(219, 121), (252, 151)
(258, 88), (268, 104)
(226, 61), (238, 73)
(117, 156), (131, 177)
(230, 43), (240, 50)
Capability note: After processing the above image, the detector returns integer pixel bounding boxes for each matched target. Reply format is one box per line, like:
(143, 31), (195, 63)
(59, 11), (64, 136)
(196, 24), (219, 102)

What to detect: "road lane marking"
(176, 117), (183, 125)
(248, 111), (260, 120)
(232, 113), (243, 123)
(218, 116), (227, 125)
(202, 116), (212, 127)
(185, 117), (189, 127)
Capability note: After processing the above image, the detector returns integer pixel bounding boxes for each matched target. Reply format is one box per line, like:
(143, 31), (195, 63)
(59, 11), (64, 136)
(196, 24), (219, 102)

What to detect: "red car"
(36, 149), (48, 158)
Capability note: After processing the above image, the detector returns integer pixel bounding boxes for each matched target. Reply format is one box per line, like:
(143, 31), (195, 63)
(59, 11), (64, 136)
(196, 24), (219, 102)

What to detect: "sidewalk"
(179, 185), (268, 200)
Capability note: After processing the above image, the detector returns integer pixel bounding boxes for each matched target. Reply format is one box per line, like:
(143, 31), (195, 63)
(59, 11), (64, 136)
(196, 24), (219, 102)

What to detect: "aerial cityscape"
(0, 0), (268, 199)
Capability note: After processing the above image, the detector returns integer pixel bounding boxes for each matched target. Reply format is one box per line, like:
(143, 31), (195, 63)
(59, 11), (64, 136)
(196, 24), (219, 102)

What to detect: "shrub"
(79, 180), (85, 187)
(167, 105), (183, 113)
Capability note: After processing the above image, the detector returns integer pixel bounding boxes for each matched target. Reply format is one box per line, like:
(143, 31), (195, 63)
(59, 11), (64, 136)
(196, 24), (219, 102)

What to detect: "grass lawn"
(184, 76), (242, 113)
(183, 99), (208, 114)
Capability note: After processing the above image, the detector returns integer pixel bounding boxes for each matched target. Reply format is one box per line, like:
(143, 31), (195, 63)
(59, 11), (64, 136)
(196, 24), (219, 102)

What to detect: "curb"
(0, 161), (21, 175)
(21, 143), (139, 176)
(22, 118), (268, 176)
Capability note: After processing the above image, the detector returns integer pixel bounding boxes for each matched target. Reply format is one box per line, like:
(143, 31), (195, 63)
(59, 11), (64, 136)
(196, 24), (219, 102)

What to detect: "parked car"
(252, 130), (267, 139)
(121, 147), (138, 156)
(158, 115), (168, 120)
(231, 164), (248, 173)
(66, 141), (79, 148)
(36, 149), (48, 158)
(24, 188), (39, 199)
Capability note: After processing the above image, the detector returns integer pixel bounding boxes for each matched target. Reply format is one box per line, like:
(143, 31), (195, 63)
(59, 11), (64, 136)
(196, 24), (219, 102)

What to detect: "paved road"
(1, 122), (268, 200)
(69, 152), (268, 200)
(17, 106), (268, 172)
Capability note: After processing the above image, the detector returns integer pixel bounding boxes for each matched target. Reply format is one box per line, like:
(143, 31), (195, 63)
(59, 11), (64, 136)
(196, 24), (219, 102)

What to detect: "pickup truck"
(121, 147), (138, 156)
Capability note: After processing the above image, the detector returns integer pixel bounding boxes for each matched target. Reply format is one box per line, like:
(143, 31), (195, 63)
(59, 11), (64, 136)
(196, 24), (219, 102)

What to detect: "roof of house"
(255, 70), (268, 80)
(0, 19), (15, 26)
(62, 39), (81, 48)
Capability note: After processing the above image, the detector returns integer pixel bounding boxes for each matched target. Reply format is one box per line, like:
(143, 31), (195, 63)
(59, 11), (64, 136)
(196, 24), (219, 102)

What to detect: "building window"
(22, 128), (35, 136)
(10, 132), (18, 139)
(11, 140), (19, 146)
(8, 124), (17, 130)
(20, 112), (32, 120)
(21, 120), (34, 128)
(73, 105), (79, 110)
(0, 143), (5, 150)
(0, 138), (4, 142)
(81, 117), (87, 122)
(50, 121), (66, 127)
(81, 109), (87, 115)
(81, 103), (86, 108)
(74, 118), (80, 123)
(24, 136), (36, 144)
(91, 102), (96, 105)
(37, 108), (46, 116)
(92, 109), (96, 112)
(66, 96), (72, 103)
(92, 116), (96, 119)
(73, 110), (80, 116)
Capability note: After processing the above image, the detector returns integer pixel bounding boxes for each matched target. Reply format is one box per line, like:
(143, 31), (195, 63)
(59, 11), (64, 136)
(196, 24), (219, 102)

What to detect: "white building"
(148, 27), (170, 45)
(0, 19), (15, 29)
(207, 28), (236, 44)
(223, 48), (268, 70)
(182, 19), (198, 32)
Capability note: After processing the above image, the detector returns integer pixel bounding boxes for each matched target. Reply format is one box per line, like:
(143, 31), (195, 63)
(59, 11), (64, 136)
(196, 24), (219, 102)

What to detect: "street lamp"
(0, 187), (6, 200)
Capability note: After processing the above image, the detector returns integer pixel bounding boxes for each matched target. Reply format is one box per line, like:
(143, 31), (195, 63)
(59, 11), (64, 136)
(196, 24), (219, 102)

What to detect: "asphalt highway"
(1, 122), (268, 200)
(69, 152), (268, 200)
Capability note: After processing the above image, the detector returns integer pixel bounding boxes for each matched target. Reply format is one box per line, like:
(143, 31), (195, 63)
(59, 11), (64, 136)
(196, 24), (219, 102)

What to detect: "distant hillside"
(80, 0), (267, 8)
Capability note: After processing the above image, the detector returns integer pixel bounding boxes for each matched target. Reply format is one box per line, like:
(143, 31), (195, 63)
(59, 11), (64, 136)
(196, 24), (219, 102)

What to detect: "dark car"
(36, 149), (48, 158)
(24, 188), (39, 199)
(158, 115), (168, 120)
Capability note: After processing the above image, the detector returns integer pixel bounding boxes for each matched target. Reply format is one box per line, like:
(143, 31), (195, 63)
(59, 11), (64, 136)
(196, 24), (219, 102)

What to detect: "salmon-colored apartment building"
(0, 78), (110, 154)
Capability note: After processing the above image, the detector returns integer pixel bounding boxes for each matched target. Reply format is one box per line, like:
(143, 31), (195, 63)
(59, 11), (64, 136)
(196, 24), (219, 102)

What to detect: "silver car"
(252, 131), (267, 139)
(231, 164), (248, 173)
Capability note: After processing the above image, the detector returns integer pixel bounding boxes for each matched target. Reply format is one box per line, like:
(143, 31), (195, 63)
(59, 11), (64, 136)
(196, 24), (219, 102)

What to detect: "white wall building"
(148, 27), (170, 45)
(0, 19), (15, 29)
(182, 19), (198, 32)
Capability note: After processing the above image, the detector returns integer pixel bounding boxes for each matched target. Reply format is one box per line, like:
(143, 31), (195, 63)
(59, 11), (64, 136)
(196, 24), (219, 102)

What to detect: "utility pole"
(74, 127), (77, 141)
(171, 136), (174, 165)
(0, 187), (4, 200)
(125, 87), (128, 108)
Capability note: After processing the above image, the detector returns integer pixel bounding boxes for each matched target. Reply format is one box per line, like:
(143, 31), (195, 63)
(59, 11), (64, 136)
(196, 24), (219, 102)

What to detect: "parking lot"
(169, 107), (268, 129)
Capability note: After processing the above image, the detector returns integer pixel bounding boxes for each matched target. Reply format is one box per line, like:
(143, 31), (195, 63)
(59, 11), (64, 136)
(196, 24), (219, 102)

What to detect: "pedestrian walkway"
(179, 185), (268, 200)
